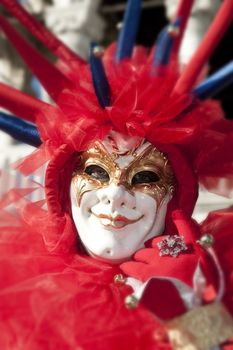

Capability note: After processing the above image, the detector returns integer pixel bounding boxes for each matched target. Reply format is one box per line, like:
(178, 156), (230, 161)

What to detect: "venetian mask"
(70, 132), (174, 263)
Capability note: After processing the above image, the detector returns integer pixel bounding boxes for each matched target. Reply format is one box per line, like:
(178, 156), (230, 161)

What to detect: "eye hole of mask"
(132, 171), (160, 185)
(85, 165), (110, 182)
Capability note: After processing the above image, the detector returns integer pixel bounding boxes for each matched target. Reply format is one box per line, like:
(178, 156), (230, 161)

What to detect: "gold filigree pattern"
(72, 141), (175, 206)
(126, 145), (174, 204)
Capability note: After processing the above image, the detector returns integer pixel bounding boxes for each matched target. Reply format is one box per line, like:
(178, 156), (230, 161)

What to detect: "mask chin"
(86, 248), (133, 264)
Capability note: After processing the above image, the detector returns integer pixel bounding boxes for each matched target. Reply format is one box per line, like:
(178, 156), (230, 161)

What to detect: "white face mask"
(70, 132), (174, 263)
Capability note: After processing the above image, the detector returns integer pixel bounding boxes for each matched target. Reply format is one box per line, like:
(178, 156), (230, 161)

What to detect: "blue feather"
(90, 43), (111, 108)
(0, 112), (41, 147)
(194, 61), (233, 99)
(116, 0), (142, 62)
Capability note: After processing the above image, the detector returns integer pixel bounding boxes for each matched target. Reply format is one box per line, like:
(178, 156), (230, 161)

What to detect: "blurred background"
(0, 0), (232, 220)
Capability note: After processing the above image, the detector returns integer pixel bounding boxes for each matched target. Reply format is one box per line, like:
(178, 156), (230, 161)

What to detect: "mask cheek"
(79, 192), (99, 218)
(71, 173), (103, 207)
(133, 181), (173, 207)
(70, 184), (96, 232)
(134, 192), (158, 236)
(147, 193), (172, 240)
(71, 180), (97, 209)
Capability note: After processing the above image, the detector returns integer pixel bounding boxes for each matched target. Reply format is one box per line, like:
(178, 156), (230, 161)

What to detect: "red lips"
(93, 213), (143, 228)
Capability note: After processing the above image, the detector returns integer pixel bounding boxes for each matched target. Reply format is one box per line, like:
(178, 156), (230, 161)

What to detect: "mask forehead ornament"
(71, 132), (175, 262)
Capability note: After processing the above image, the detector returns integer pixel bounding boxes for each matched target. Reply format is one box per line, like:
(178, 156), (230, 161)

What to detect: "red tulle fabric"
(0, 183), (173, 349)
(0, 222), (171, 350)
(0, 43), (233, 349)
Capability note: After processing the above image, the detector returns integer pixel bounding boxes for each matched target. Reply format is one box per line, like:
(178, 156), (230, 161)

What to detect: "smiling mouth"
(92, 213), (143, 228)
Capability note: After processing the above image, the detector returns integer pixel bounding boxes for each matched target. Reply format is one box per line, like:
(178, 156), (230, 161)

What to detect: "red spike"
(1, 0), (84, 66)
(0, 83), (50, 123)
(0, 15), (74, 101)
(172, 0), (195, 55)
(173, 0), (233, 96)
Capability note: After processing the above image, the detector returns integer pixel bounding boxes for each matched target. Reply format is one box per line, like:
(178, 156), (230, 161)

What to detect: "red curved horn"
(173, 0), (233, 96)
(1, 0), (84, 67)
(0, 83), (50, 123)
(172, 0), (195, 55)
(0, 15), (74, 101)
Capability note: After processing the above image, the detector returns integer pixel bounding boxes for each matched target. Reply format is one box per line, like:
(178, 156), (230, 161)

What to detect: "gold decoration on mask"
(127, 145), (174, 205)
(72, 142), (119, 206)
(166, 302), (233, 350)
(72, 140), (175, 206)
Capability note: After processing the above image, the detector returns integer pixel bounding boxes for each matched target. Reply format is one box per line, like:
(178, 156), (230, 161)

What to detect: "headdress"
(0, 0), (233, 249)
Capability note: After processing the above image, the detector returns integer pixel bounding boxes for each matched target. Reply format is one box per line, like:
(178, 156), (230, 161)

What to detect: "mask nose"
(97, 184), (136, 212)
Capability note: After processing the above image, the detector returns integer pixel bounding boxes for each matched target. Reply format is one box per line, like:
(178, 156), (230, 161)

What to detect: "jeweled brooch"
(157, 235), (188, 257)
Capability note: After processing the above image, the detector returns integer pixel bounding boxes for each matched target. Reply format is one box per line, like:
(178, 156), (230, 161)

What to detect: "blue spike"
(153, 18), (181, 67)
(0, 112), (41, 147)
(194, 61), (233, 99)
(90, 43), (111, 108)
(153, 27), (169, 66)
(116, 0), (142, 62)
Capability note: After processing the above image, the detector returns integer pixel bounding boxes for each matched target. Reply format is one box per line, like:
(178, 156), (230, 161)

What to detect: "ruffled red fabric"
(0, 173), (232, 349)
(0, 206), (172, 350)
